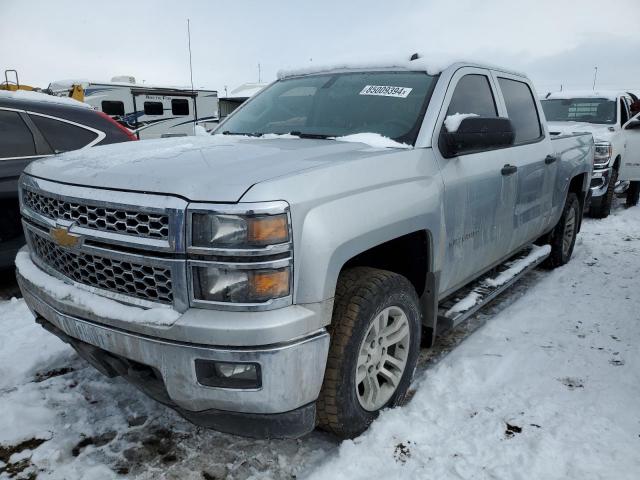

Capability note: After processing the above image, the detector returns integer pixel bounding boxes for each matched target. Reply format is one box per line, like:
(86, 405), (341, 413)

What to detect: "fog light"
(195, 359), (261, 389)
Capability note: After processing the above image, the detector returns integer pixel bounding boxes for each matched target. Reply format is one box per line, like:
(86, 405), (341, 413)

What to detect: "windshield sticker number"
(359, 85), (413, 98)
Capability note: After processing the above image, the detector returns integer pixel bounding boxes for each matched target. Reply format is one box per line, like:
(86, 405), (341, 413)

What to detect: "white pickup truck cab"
(541, 90), (640, 216)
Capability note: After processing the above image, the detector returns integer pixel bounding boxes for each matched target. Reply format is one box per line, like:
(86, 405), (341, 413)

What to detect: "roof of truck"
(542, 90), (627, 101)
(277, 54), (527, 79)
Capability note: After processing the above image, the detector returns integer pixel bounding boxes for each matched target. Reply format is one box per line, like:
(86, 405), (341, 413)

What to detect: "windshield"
(216, 71), (438, 145)
(541, 98), (617, 125)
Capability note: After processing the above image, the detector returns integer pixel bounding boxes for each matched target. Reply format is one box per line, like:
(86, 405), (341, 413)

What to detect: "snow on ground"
(0, 206), (639, 479)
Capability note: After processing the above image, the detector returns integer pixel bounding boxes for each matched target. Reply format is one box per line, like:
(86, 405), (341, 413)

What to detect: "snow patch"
(15, 251), (180, 326)
(543, 89), (621, 101)
(445, 291), (482, 317)
(278, 53), (526, 80)
(0, 89), (90, 108)
(194, 125), (210, 136)
(334, 133), (411, 149)
(484, 245), (551, 288)
(444, 113), (479, 133)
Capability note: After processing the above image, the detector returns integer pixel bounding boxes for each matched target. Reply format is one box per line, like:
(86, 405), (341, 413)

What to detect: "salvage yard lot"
(1, 206), (639, 480)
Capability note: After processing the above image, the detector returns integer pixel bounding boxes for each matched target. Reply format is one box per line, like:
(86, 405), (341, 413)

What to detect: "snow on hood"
(546, 121), (613, 143)
(25, 134), (401, 202)
(334, 133), (411, 149)
(278, 53), (525, 79)
(0, 89), (90, 108)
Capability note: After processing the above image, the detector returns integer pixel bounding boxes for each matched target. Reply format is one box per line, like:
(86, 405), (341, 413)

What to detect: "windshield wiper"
(289, 131), (334, 139)
(222, 131), (263, 137)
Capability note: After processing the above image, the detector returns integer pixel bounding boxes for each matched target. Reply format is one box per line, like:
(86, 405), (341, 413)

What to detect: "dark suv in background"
(0, 94), (136, 269)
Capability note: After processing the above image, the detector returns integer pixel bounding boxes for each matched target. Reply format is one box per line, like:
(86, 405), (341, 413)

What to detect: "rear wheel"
(626, 181), (640, 207)
(589, 168), (618, 218)
(316, 267), (421, 439)
(545, 192), (580, 269)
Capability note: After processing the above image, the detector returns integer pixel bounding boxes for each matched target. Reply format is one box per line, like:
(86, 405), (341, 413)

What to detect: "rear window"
(102, 100), (125, 116)
(0, 110), (36, 158)
(541, 98), (616, 125)
(172, 99), (189, 115)
(30, 114), (98, 152)
(498, 77), (542, 143)
(144, 102), (164, 115)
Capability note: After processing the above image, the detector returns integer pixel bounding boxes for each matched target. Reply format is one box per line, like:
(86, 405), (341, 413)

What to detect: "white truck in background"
(541, 90), (640, 217)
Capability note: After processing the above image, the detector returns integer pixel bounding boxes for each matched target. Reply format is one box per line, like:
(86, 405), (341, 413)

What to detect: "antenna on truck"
(187, 19), (195, 135)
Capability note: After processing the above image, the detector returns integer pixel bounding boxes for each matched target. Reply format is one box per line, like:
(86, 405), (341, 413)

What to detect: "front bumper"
(18, 269), (330, 438)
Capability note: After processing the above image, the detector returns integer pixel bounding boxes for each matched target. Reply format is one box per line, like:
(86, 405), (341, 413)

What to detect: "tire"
(626, 181), (640, 208)
(589, 168), (618, 218)
(316, 267), (422, 439)
(544, 192), (580, 269)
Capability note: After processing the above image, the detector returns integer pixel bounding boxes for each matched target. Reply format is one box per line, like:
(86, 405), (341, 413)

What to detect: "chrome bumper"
(18, 271), (330, 416)
(590, 166), (612, 198)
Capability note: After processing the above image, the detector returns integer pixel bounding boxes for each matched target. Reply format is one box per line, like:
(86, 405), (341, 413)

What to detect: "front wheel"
(626, 181), (640, 208)
(589, 168), (618, 218)
(544, 192), (580, 269)
(316, 267), (421, 439)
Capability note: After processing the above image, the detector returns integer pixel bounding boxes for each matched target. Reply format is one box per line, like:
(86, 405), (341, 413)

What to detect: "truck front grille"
(28, 231), (174, 304)
(23, 190), (170, 240)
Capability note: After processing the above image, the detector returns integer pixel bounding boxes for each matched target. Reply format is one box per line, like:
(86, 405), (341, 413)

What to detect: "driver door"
(620, 112), (640, 181)
(433, 68), (518, 296)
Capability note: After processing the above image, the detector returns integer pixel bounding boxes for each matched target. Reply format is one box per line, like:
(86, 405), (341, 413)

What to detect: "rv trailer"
(48, 77), (219, 139)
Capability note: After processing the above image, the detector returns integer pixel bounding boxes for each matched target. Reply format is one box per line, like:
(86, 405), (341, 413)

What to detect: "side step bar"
(437, 245), (550, 333)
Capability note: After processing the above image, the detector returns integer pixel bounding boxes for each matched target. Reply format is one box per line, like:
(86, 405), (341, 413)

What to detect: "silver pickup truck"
(16, 59), (593, 439)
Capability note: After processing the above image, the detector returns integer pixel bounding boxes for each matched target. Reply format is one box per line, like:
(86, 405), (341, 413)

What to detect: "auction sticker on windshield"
(359, 85), (413, 98)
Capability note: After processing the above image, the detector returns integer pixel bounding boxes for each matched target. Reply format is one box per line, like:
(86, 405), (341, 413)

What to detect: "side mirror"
(439, 116), (515, 158)
(625, 119), (640, 130)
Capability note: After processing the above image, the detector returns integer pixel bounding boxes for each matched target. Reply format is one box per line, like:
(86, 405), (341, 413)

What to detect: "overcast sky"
(2, 0), (639, 95)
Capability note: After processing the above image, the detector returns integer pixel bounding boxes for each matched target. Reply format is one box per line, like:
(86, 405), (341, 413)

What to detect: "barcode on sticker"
(359, 85), (412, 98)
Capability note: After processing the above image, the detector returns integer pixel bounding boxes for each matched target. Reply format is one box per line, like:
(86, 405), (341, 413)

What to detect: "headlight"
(187, 202), (293, 310)
(192, 265), (290, 303)
(594, 142), (612, 166)
(190, 211), (289, 250)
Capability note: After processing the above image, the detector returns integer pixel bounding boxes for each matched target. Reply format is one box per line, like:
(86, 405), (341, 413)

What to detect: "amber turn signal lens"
(247, 214), (289, 245)
(250, 268), (290, 301)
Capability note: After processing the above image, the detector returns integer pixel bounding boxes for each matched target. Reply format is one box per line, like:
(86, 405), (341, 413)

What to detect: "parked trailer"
(48, 78), (219, 139)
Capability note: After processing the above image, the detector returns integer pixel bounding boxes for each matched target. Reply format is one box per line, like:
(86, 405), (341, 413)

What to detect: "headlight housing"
(191, 213), (289, 249)
(187, 202), (293, 310)
(594, 142), (612, 167)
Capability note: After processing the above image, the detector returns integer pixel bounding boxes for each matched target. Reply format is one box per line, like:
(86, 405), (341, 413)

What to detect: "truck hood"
(546, 121), (615, 143)
(24, 135), (396, 202)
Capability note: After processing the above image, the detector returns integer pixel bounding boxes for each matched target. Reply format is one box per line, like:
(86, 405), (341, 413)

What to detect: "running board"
(437, 244), (551, 333)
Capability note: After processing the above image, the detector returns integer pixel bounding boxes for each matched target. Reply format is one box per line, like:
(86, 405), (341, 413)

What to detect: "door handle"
(545, 155), (557, 165)
(501, 164), (518, 176)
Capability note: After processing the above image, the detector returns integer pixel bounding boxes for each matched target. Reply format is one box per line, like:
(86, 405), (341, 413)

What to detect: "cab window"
(447, 74), (497, 117)
(498, 77), (542, 144)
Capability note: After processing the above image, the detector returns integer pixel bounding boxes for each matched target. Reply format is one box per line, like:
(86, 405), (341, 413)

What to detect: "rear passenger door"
(494, 73), (553, 250)
(433, 68), (518, 295)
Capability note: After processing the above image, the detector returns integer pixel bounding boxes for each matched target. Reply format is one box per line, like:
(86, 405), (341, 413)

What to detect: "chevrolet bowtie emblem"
(50, 226), (82, 248)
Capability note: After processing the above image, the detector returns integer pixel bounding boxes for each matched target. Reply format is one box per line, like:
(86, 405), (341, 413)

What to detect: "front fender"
(293, 176), (442, 305)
